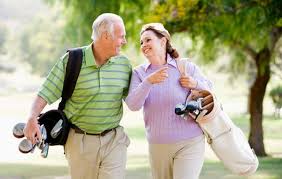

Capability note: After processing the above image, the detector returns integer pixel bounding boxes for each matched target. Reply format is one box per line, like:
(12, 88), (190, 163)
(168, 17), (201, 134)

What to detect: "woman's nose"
(141, 42), (147, 49)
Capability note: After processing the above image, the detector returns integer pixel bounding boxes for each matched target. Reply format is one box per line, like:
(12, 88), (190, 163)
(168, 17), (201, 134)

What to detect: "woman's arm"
(125, 70), (153, 111)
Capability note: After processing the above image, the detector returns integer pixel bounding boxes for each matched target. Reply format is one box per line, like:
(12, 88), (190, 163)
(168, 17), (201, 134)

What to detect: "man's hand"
(23, 117), (42, 144)
(23, 95), (47, 144)
(179, 75), (197, 89)
(147, 67), (168, 84)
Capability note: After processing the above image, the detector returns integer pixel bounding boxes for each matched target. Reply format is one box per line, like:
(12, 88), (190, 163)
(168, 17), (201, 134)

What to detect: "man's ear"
(102, 31), (109, 40)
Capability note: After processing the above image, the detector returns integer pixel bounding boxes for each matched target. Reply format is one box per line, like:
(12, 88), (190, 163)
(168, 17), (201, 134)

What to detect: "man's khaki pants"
(64, 126), (130, 179)
(149, 135), (205, 179)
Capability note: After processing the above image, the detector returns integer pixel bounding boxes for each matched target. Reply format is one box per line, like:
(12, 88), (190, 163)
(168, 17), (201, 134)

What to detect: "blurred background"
(0, 0), (281, 178)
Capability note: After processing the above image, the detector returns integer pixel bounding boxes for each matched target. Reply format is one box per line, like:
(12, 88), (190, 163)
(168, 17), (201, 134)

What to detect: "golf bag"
(176, 58), (259, 175)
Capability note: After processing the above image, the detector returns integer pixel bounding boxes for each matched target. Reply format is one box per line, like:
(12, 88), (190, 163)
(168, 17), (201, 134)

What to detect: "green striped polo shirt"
(38, 43), (132, 134)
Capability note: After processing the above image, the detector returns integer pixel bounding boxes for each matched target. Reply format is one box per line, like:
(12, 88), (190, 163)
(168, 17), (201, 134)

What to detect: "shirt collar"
(107, 56), (116, 64)
(85, 42), (116, 67)
(84, 43), (96, 67)
(144, 54), (177, 72)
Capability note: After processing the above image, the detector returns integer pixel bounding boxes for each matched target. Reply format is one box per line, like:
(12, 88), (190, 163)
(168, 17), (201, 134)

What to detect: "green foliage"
(46, 1), (282, 73)
(42, 0), (281, 81)
(16, 11), (71, 76)
(148, 0), (282, 73)
(46, 0), (150, 46)
(270, 85), (282, 109)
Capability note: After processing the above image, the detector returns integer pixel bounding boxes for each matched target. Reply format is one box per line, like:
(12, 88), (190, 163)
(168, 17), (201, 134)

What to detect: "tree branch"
(270, 27), (282, 53)
(232, 41), (257, 60)
(243, 45), (257, 60)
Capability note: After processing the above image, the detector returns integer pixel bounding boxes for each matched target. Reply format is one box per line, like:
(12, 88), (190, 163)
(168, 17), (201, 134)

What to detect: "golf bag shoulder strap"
(58, 48), (83, 110)
(175, 58), (189, 75)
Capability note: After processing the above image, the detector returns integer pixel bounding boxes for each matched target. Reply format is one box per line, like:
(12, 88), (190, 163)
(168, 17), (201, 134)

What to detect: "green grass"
(0, 163), (68, 178)
(1, 89), (281, 179)
(200, 158), (282, 179)
(2, 114), (279, 179)
(232, 114), (282, 139)
(128, 156), (282, 179)
(0, 158), (281, 179)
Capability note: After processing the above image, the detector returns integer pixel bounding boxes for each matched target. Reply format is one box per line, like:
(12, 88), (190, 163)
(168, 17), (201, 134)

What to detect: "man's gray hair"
(91, 13), (123, 42)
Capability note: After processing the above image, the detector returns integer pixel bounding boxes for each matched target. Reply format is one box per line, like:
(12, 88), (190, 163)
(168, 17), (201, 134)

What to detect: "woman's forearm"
(125, 78), (152, 111)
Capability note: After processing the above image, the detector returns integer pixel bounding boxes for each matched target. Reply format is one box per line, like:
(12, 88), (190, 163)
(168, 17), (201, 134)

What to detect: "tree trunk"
(248, 48), (271, 156)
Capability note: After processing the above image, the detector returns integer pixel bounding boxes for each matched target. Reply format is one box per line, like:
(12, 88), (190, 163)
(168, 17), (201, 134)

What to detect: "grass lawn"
(0, 91), (281, 179)
(0, 112), (281, 179)
(0, 157), (281, 179)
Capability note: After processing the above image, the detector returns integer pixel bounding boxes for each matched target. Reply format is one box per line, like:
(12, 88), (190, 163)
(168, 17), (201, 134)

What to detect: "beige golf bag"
(189, 90), (258, 175)
(177, 58), (259, 175)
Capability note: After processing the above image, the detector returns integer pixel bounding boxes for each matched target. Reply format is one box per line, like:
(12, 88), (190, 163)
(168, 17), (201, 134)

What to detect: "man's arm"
(23, 53), (67, 144)
(23, 95), (47, 144)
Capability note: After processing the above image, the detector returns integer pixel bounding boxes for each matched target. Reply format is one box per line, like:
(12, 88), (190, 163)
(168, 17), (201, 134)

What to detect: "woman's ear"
(161, 37), (167, 47)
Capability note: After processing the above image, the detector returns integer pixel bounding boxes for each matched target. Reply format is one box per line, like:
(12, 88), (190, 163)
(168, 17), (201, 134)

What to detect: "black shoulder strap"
(58, 48), (83, 110)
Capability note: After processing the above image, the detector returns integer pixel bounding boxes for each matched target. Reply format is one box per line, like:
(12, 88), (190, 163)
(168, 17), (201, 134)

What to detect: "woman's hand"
(146, 67), (168, 84)
(179, 75), (197, 89)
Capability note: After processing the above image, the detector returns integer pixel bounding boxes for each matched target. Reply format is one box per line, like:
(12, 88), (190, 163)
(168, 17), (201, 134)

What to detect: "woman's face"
(140, 30), (166, 59)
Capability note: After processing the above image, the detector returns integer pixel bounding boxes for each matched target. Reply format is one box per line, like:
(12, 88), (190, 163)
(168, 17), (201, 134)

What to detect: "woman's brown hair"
(141, 27), (179, 59)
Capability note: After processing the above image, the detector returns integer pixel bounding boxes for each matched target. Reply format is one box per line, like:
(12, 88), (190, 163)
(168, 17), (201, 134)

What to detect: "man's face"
(109, 21), (127, 56)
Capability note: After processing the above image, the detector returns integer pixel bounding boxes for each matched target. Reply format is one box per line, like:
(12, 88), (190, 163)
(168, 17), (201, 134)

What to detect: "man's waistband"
(70, 124), (118, 136)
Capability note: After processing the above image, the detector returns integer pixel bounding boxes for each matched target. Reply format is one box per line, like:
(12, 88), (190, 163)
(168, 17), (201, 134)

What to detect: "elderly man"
(24, 13), (132, 179)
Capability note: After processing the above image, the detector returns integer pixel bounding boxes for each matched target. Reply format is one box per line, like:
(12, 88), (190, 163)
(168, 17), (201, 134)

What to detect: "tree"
(46, 0), (150, 46)
(148, 0), (282, 156)
(17, 12), (71, 76)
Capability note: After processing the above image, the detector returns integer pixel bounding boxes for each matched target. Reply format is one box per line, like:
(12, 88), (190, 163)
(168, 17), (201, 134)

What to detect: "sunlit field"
(0, 87), (281, 179)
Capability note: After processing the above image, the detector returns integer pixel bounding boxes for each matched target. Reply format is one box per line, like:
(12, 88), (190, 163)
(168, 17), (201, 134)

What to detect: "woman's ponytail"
(166, 42), (179, 58)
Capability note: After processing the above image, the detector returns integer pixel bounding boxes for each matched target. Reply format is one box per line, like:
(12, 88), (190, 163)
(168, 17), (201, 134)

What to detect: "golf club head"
(175, 103), (187, 115)
(36, 125), (47, 150)
(41, 143), (49, 158)
(18, 139), (34, 153)
(50, 119), (63, 139)
(185, 101), (200, 113)
(40, 125), (47, 140)
(186, 98), (203, 111)
(13, 123), (26, 138)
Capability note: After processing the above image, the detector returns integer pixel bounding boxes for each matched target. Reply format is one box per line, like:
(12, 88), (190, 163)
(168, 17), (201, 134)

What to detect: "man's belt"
(70, 124), (117, 136)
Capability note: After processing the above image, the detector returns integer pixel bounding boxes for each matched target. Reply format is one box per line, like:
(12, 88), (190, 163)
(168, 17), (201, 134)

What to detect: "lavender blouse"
(125, 55), (213, 144)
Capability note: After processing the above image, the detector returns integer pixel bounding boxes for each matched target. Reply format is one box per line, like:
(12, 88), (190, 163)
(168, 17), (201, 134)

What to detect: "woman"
(125, 23), (213, 179)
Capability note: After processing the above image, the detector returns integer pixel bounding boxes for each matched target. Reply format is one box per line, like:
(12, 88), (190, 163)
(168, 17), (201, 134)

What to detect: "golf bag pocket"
(38, 109), (70, 146)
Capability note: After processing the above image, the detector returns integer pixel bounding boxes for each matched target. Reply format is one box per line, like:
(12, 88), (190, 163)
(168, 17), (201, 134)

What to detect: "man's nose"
(122, 38), (127, 45)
